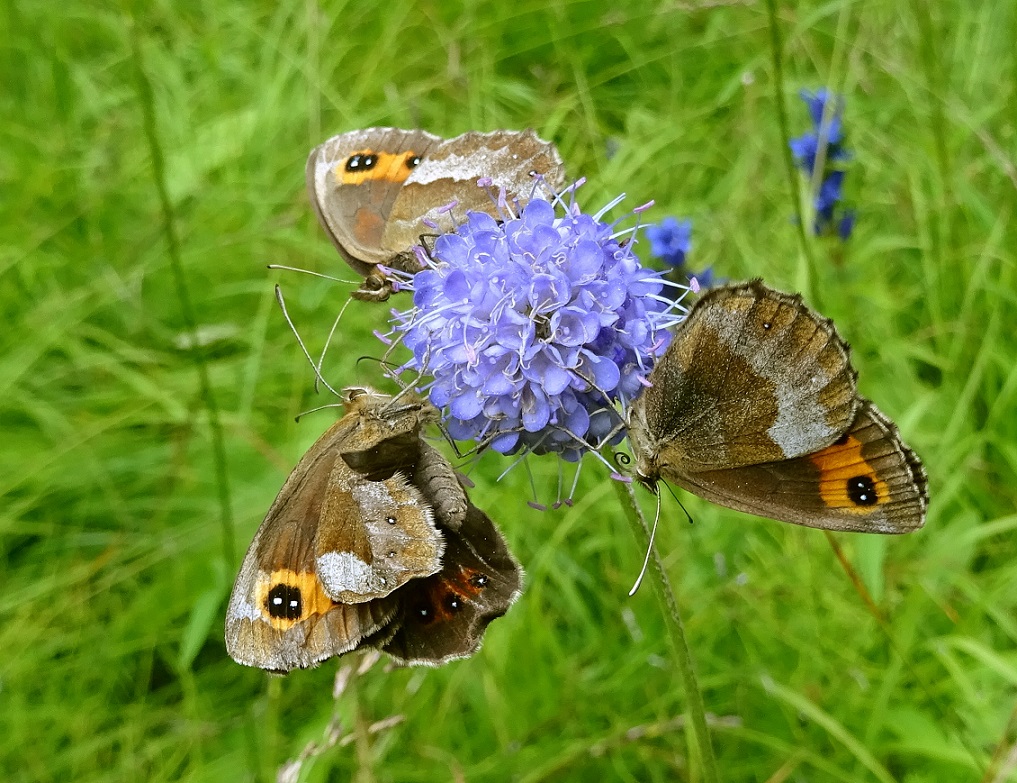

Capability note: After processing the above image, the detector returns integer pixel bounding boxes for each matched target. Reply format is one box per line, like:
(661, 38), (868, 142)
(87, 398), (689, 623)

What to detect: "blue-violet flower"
(646, 217), (692, 267)
(645, 215), (714, 291)
(391, 194), (685, 461)
(789, 88), (854, 238)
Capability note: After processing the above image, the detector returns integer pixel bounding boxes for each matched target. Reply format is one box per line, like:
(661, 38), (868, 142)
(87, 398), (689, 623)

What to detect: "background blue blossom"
(789, 88), (855, 238)
(644, 216), (713, 289)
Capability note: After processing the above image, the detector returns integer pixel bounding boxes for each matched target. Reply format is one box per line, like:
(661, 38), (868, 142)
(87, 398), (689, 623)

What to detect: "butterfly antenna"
(663, 482), (694, 525)
(314, 296), (354, 394)
(628, 492), (662, 596)
(274, 285), (343, 398)
(294, 402), (345, 422)
(267, 263), (352, 285)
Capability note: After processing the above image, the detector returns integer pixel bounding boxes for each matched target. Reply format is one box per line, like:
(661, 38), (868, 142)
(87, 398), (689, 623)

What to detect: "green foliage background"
(3, 0), (1016, 780)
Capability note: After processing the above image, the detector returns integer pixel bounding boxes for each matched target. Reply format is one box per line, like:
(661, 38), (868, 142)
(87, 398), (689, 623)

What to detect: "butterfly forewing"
(632, 281), (858, 479)
(307, 128), (441, 271)
(674, 400), (927, 532)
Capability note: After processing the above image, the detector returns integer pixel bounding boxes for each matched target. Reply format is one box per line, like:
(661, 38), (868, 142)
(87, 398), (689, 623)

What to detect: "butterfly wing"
(670, 399), (928, 532)
(314, 463), (444, 603)
(307, 128), (564, 302)
(224, 426), (401, 671)
(384, 128), (566, 250)
(307, 127), (441, 272)
(225, 522), (400, 672)
(225, 406), (445, 671)
(630, 280), (859, 482)
(378, 501), (523, 665)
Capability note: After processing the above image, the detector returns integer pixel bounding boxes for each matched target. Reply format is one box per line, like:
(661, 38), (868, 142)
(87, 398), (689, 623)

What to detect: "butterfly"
(306, 127), (565, 301)
(225, 388), (522, 671)
(626, 280), (928, 532)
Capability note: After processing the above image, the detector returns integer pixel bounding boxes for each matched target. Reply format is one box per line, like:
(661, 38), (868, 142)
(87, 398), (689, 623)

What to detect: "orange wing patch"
(256, 569), (336, 630)
(810, 435), (890, 513)
(335, 150), (421, 186)
(419, 567), (489, 625)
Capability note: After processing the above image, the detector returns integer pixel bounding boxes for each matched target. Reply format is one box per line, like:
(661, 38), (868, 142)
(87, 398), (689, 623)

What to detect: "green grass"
(3, 0), (1017, 780)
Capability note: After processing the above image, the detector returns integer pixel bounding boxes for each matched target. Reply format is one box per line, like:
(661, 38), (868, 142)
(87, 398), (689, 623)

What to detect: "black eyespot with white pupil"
(386, 516), (397, 525)
(444, 594), (463, 613)
(405, 153), (421, 169)
(346, 153), (378, 172)
(470, 573), (489, 588)
(847, 475), (879, 506)
(267, 583), (303, 620)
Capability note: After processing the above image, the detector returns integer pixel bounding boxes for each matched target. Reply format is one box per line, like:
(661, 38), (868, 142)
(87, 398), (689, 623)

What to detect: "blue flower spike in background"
(390, 192), (688, 462)
(645, 215), (714, 290)
(646, 216), (692, 267)
(789, 88), (855, 239)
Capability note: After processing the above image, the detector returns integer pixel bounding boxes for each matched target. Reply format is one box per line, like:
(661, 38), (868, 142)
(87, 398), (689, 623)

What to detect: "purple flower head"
(789, 88), (855, 239)
(391, 194), (686, 461)
(646, 217), (692, 267)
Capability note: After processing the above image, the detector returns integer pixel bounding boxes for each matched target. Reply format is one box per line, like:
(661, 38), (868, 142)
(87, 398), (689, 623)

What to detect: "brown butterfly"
(225, 388), (522, 671)
(306, 127), (565, 301)
(626, 280), (928, 532)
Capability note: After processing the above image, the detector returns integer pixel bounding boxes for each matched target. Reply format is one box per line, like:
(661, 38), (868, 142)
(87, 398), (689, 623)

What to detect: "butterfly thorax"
(626, 405), (676, 490)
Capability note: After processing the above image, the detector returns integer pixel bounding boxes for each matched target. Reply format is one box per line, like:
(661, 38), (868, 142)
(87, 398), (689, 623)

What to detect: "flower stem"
(609, 466), (718, 782)
(764, 0), (819, 307)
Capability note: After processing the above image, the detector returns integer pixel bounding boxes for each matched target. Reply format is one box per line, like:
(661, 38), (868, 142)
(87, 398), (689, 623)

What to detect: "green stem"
(764, 0), (818, 306)
(609, 463), (718, 782)
(128, 20), (236, 568)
